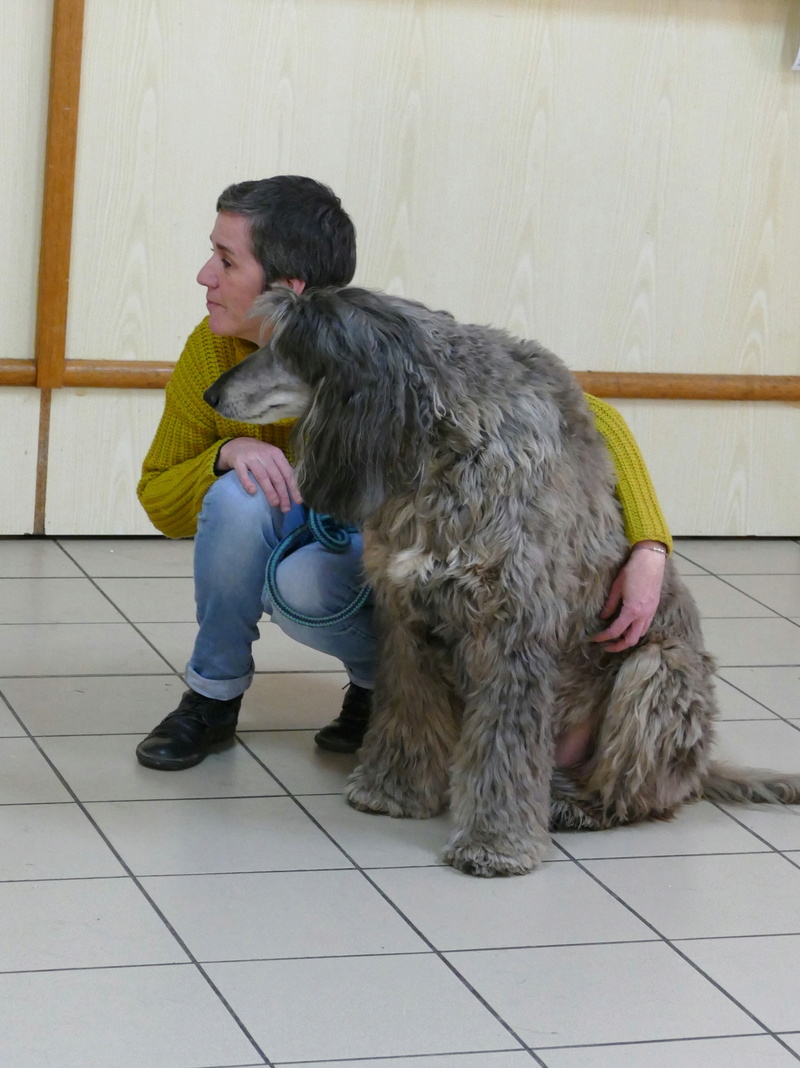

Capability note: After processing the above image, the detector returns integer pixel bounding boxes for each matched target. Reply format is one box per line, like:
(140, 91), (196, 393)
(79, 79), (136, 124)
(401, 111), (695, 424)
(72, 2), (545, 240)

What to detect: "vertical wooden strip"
(33, 0), (86, 532)
(33, 389), (53, 534)
(34, 0), (86, 390)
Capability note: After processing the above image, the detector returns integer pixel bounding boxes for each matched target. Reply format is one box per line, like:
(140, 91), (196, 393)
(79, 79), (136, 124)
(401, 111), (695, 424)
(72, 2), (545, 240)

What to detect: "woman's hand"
(591, 541), (668, 653)
(216, 438), (302, 512)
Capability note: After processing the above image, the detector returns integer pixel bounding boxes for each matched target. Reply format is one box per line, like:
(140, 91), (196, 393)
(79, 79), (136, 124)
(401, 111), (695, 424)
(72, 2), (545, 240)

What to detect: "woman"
(135, 175), (670, 771)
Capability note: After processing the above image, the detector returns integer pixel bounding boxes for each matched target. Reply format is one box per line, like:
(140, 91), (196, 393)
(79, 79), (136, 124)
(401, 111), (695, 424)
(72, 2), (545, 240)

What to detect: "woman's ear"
(277, 277), (306, 295)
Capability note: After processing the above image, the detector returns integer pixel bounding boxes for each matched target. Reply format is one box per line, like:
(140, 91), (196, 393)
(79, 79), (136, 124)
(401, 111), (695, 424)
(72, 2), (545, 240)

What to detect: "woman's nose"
(197, 258), (215, 287)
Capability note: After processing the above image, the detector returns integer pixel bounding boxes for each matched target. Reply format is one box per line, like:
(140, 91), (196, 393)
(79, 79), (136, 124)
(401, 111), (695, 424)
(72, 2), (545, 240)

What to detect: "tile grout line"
(0, 683), (275, 1068)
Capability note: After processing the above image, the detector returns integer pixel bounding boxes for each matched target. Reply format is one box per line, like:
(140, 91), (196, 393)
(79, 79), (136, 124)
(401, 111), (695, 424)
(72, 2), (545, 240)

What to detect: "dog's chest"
(363, 507), (503, 611)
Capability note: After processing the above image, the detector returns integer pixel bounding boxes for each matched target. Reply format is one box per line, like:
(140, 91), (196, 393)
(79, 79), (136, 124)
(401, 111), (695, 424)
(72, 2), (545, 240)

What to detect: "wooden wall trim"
(62, 361), (177, 389)
(3, 357), (800, 400)
(34, 0), (85, 391)
(576, 372), (800, 402)
(0, 360), (37, 387)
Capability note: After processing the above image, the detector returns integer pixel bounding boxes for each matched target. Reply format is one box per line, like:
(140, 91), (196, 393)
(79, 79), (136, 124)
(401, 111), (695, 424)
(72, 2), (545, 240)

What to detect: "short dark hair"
(216, 176), (356, 289)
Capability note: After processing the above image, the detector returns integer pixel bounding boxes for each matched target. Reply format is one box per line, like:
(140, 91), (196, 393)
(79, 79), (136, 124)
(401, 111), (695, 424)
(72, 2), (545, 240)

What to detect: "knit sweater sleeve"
(584, 394), (673, 553)
(137, 320), (294, 539)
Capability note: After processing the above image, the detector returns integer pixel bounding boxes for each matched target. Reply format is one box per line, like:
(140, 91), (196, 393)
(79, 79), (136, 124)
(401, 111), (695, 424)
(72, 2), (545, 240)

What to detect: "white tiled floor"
(0, 536), (799, 1067)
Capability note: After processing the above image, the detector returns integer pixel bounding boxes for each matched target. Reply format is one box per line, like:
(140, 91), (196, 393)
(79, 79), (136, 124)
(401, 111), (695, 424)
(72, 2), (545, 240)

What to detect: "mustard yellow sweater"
(138, 319), (672, 552)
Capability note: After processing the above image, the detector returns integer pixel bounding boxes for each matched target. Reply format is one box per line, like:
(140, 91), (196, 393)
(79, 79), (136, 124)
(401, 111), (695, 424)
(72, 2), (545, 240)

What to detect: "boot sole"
(313, 732), (362, 755)
(136, 734), (236, 771)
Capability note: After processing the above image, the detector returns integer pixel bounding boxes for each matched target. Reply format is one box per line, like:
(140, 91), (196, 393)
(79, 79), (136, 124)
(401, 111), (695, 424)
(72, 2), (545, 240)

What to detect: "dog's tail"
(701, 762), (800, 805)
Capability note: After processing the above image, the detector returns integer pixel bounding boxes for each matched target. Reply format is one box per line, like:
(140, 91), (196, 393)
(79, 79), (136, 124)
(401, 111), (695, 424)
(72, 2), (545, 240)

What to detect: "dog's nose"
(203, 382), (221, 410)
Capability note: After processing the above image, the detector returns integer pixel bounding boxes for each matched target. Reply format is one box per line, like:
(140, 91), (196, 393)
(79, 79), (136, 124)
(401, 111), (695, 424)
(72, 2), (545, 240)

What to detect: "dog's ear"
(249, 286), (300, 344)
(279, 288), (435, 524)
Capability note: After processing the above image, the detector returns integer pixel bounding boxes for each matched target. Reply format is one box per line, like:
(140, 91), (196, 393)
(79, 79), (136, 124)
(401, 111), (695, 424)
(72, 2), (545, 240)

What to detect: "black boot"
(136, 689), (241, 771)
(314, 683), (372, 754)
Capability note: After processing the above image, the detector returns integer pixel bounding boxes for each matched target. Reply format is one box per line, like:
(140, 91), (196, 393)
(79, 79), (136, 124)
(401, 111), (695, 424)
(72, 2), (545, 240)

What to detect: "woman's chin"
(207, 308), (235, 337)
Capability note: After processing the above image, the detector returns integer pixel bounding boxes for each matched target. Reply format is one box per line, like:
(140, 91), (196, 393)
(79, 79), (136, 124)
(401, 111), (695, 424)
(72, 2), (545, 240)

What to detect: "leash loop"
(264, 509), (372, 628)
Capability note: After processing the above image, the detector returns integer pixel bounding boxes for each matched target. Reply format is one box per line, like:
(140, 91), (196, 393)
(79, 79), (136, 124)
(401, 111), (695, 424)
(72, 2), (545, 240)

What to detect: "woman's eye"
(221, 258), (232, 269)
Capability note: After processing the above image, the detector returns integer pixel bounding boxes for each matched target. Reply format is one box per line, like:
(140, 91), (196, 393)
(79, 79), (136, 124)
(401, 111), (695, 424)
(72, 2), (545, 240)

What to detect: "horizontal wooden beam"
(576, 372), (800, 402)
(2, 359), (800, 401)
(0, 360), (37, 387)
(62, 360), (176, 389)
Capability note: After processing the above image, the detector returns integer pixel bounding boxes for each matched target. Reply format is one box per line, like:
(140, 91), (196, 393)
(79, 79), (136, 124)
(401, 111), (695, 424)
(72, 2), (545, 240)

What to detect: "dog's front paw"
(442, 833), (547, 877)
(345, 766), (445, 819)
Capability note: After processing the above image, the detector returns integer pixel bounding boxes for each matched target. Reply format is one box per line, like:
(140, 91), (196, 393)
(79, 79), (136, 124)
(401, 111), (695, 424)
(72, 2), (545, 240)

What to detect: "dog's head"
(204, 286), (446, 523)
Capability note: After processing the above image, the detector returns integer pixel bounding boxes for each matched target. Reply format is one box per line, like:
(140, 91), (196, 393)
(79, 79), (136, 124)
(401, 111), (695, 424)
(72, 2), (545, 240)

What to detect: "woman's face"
(197, 212), (266, 342)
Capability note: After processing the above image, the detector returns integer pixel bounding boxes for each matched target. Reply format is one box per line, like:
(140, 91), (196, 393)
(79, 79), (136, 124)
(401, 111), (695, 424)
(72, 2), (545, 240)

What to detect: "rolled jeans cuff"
(184, 661), (253, 702)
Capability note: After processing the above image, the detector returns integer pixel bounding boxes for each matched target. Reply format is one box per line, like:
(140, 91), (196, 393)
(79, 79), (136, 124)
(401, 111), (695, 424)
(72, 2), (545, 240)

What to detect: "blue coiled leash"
(264, 509), (371, 628)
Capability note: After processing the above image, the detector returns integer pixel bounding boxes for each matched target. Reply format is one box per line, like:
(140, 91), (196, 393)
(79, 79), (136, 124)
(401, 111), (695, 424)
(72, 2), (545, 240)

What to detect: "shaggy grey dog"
(205, 286), (800, 877)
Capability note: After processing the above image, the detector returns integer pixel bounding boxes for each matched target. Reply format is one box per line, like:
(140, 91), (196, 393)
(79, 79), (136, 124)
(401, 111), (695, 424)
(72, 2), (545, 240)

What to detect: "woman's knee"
(270, 545), (366, 620)
(197, 472), (288, 551)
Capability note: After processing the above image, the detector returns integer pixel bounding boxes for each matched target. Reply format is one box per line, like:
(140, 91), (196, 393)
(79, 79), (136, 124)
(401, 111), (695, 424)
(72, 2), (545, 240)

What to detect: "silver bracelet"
(633, 543), (668, 556)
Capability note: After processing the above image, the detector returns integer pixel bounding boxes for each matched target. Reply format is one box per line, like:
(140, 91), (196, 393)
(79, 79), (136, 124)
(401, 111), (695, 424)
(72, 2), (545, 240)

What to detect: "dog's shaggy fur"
(206, 286), (800, 876)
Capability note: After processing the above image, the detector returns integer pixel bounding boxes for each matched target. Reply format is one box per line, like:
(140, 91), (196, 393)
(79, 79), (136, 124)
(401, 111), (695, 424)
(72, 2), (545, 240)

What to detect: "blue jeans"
(185, 472), (376, 701)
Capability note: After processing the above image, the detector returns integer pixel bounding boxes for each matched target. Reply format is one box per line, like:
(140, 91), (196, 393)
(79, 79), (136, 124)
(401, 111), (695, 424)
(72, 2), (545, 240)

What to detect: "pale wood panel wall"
(46, 390), (165, 534)
(615, 400), (800, 537)
(0, 1), (51, 534)
(0, 0), (51, 362)
(0, 390), (42, 535)
(42, 0), (800, 533)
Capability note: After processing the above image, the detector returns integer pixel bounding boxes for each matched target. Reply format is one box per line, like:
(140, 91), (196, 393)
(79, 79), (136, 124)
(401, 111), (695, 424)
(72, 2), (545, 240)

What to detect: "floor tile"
(295, 1056), (529, 1068)
(0, 623), (171, 676)
(238, 670), (349, 730)
(682, 575), (776, 618)
(719, 805), (800, 851)
(138, 620), (342, 673)
(240, 729), (357, 793)
(57, 536), (195, 577)
(0, 877), (187, 971)
(674, 539), (800, 575)
(2, 534), (799, 1066)
(38, 733), (285, 802)
(678, 934), (800, 1034)
(0, 964), (259, 1067)
(779, 1034), (800, 1057)
(701, 618), (800, 667)
(724, 574), (800, 617)
(555, 800), (768, 860)
(93, 576), (196, 622)
(0, 539), (83, 578)
(717, 667), (800, 719)
(0, 697), (24, 736)
(713, 719), (800, 775)
(86, 796), (351, 875)
(0, 803), (124, 879)
(0, 737), (72, 803)
(449, 941), (755, 1048)
(0, 578), (126, 624)
(582, 853), (800, 938)
(304, 793), (455, 868)
(670, 550), (707, 576)
(539, 1035), (798, 1067)
(714, 676), (779, 719)
(206, 954), (519, 1062)
(141, 868), (426, 960)
(369, 862), (652, 950)
(1, 675), (187, 735)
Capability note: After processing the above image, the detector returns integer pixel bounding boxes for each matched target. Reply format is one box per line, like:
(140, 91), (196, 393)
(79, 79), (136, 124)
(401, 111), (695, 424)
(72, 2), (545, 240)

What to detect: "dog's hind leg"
(345, 619), (459, 820)
(442, 642), (557, 877)
(577, 639), (716, 825)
